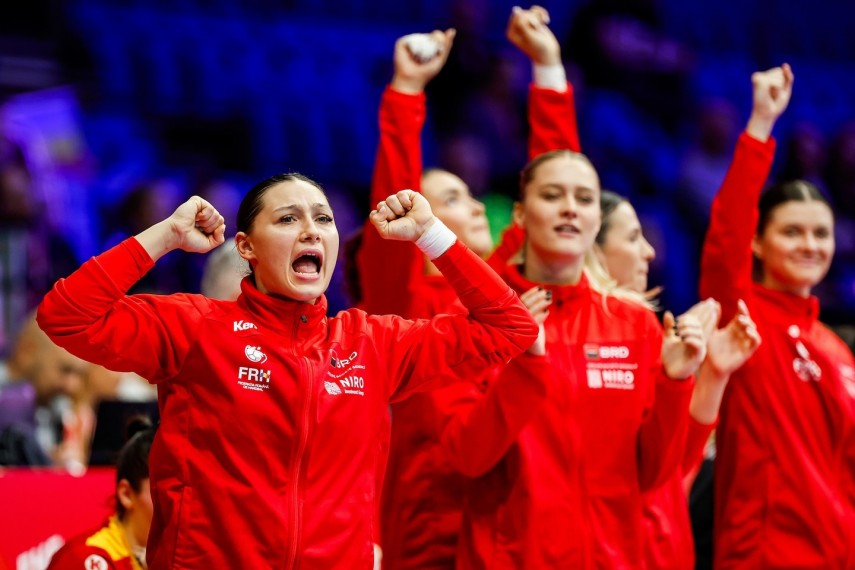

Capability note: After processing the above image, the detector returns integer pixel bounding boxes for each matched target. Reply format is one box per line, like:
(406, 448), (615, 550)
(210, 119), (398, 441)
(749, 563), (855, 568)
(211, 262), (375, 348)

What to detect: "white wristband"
(533, 63), (567, 92)
(415, 218), (457, 260)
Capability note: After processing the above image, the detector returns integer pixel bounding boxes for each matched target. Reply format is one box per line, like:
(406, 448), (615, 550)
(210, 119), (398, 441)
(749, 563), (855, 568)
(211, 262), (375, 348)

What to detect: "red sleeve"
(370, 241), (538, 402)
(637, 312), (694, 491)
(440, 353), (549, 477)
(699, 133), (776, 322)
(528, 84), (582, 159)
(358, 87), (426, 316)
(681, 416), (715, 476)
(487, 84), (582, 271)
(37, 238), (209, 383)
(486, 223), (524, 273)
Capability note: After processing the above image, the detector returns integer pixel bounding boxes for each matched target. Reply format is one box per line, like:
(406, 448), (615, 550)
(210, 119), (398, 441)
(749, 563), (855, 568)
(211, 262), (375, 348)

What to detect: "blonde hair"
(507, 241), (653, 310)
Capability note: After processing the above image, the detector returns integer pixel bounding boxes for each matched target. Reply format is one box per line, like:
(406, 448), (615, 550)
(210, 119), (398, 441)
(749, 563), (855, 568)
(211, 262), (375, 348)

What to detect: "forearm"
(688, 360), (729, 426)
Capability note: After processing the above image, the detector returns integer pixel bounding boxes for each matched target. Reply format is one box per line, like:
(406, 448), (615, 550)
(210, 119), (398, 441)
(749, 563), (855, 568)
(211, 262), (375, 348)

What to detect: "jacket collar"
(236, 276), (328, 336)
(752, 282), (820, 329)
(502, 263), (591, 304)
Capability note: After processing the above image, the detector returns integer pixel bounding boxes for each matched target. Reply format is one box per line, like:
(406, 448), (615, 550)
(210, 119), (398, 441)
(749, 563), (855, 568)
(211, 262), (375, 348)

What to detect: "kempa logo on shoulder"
(237, 366), (271, 392)
(234, 320), (258, 332)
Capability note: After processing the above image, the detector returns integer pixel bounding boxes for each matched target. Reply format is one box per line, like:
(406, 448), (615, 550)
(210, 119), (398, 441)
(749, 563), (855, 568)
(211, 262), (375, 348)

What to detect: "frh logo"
(237, 366), (271, 392)
(234, 320), (258, 332)
(245, 345), (268, 363)
(238, 367), (271, 383)
(584, 344), (630, 360)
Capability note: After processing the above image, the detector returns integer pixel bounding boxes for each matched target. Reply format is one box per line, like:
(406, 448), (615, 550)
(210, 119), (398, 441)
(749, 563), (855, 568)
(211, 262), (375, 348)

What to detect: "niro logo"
(586, 369), (635, 390)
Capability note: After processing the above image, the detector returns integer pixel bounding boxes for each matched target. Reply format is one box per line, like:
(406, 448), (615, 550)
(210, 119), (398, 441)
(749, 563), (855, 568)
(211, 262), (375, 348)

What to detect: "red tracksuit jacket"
(360, 84), (580, 568)
(446, 264), (693, 569)
(700, 132), (855, 568)
(36, 237), (537, 570)
(641, 417), (714, 570)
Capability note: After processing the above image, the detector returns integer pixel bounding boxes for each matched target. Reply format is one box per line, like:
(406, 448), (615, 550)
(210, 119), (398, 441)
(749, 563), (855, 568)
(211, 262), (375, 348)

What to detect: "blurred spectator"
(200, 242), (247, 301)
(826, 121), (855, 218)
(677, 97), (741, 223)
(48, 417), (155, 570)
(0, 130), (79, 356)
(0, 312), (88, 466)
(563, 0), (694, 132)
(102, 178), (197, 294)
(780, 121), (829, 197)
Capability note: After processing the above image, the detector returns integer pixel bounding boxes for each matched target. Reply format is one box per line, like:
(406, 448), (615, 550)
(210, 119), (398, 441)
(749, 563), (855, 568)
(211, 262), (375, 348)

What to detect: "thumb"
(662, 311), (676, 335)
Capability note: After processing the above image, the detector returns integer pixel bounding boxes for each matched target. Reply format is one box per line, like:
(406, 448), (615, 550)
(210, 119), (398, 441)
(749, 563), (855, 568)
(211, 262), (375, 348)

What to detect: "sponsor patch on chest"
(583, 343), (638, 390)
(325, 348), (366, 396)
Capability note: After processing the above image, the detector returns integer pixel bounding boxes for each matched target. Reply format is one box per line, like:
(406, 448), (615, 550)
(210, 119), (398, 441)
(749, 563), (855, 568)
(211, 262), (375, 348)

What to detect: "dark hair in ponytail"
(116, 416), (156, 520)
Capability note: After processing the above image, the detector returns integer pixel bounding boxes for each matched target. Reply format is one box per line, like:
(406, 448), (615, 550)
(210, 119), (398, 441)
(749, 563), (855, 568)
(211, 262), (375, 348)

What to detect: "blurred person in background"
(48, 417), (156, 570)
(363, 8), (583, 567)
(0, 312), (88, 467)
(591, 190), (762, 569)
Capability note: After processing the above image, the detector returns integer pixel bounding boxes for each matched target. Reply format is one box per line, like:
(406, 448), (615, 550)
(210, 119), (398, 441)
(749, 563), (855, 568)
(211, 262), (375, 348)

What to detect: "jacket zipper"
(285, 325), (314, 569)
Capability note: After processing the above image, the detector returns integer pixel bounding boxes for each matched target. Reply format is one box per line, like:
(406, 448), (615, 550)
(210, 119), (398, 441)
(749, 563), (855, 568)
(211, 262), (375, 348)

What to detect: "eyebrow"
(273, 203), (331, 213)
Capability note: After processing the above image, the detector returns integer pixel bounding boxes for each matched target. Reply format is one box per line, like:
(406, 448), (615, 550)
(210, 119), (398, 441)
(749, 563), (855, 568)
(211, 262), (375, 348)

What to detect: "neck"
(522, 246), (585, 285)
(761, 274), (811, 298)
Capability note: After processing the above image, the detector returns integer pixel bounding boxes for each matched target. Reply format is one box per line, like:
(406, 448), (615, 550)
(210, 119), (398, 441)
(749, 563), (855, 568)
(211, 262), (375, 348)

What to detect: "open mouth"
(292, 251), (322, 275)
(554, 224), (580, 236)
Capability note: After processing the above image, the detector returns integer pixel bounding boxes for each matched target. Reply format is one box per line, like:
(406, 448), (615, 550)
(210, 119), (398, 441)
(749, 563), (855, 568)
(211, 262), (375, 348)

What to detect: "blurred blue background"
(1, 0), (853, 355)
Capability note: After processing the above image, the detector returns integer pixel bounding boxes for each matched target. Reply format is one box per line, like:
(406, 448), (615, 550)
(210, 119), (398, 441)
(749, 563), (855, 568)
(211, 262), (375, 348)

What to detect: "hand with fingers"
(167, 196), (228, 253)
(746, 63), (794, 141)
(519, 286), (552, 355)
(369, 190), (437, 242)
(661, 299), (716, 380)
(391, 29), (456, 94)
(136, 195), (227, 260)
(506, 5), (561, 66)
(705, 299), (762, 378)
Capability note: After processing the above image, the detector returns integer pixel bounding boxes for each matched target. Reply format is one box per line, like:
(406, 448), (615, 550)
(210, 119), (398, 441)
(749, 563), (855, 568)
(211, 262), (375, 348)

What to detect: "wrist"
(391, 76), (426, 95)
(533, 63), (567, 91)
(136, 220), (180, 261)
(415, 217), (456, 259)
(745, 113), (775, 142)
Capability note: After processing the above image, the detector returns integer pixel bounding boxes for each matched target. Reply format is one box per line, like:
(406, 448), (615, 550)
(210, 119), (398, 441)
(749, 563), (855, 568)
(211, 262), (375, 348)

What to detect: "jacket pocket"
(172, 485), (194, 568)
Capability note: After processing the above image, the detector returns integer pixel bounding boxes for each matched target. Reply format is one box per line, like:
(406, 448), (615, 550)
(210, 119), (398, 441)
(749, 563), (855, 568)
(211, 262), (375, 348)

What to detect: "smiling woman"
(35, 172), (538, 569)
(700, 64), (855, 568)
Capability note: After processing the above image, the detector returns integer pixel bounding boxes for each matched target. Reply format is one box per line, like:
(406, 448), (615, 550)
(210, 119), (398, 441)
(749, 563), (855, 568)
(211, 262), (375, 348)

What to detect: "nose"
(643, 237), (656, 261)
(559, 195), (577, 217)
(301, 219), (321, 242)
(470, 197), (486, 216)
(802, 232), (818, 252)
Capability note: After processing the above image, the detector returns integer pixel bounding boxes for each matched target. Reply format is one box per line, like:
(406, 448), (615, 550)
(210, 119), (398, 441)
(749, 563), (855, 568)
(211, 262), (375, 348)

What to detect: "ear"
(117, 479), (135, 511)
(235, 232), (256, 263)
(512, 201), (525, 227)
(751, 234), (763, 260)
